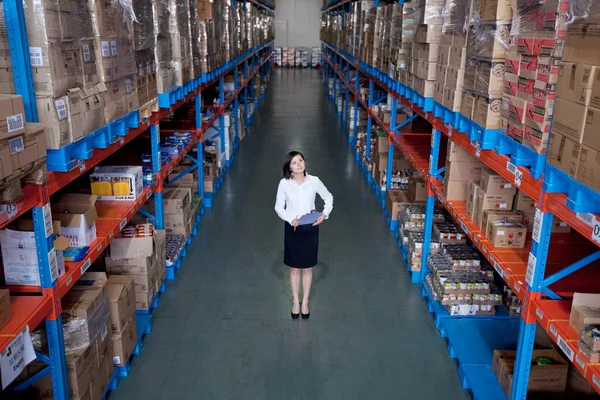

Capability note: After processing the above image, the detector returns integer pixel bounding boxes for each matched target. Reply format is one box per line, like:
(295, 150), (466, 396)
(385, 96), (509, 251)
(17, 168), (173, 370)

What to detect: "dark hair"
(283, 151), (306, 179)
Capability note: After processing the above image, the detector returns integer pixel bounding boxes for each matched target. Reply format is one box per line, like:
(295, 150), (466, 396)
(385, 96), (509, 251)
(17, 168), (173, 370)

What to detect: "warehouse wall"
(275, 0), (321, 48)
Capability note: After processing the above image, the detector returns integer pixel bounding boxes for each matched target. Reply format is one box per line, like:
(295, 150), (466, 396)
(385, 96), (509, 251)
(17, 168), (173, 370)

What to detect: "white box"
(53, 193), (98, 247)
(0, 229), (40, 285)
(90, 166), (143, 201)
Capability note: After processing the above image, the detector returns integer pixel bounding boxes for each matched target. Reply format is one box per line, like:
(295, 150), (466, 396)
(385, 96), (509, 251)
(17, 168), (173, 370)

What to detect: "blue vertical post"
(32, 206), (69, 399)
(3, 0), (38, 122)
(195, 93), (206, 209)
(353, 70), (359, 146)
(344, 63), (350, 127)
(233, 67), (240, 147)
(386, 97), (397, 191)
(419, 129), (441, 283)
(365, 79), (374, 160)
(510, 210), (554, 400)
(244, 60), (249, 125)
(150, 124), (164, 229)
(219, 77), (226, 169)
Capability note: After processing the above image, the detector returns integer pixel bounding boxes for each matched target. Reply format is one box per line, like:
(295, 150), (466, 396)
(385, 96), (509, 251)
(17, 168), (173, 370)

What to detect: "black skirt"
(284, 222), (319, 268)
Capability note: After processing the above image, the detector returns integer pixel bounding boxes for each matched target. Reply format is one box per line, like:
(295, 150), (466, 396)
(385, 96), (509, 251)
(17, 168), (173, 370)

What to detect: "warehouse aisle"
(111, 70), (469, 400)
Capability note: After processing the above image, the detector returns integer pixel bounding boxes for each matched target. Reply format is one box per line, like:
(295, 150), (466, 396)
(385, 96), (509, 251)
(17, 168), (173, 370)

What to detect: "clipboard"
(298, 211), (323, 225)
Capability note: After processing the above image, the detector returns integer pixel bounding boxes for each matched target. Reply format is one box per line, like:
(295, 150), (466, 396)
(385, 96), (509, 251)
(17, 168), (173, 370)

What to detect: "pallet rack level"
(0, 0), (274, 396)
(320, 22), (600, 396)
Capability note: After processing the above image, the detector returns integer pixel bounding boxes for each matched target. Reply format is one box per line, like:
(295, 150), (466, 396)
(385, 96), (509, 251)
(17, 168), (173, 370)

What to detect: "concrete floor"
(111, 69), (470, 400)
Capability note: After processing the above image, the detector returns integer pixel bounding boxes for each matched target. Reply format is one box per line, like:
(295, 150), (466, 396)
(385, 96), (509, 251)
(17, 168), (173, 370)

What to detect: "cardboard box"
(475, 185), (514, 217)
(0, 289), (11, 331)
(445, 160), (483, 182)
(438, 45), (450, 66)
(135, 277), (156, 311)
(447, 140), (475, 162)
(514, 191), (536, 212)
(522, 211), (535, 232)
(555, 135), (582, 178)
(164, 204), (193, 230)
(474, 0), (511, 22)
(443, 87), (463, 111)
(414, 24), (442, 44)
(563, 23), (600, 66)
(489, 221), (527, 248)
(449, 46), (466, 69)
(445, 67), (465, 90)
(479, 168), (517, 195)
(197, 0), (214, 20)
(552, 98), (589, 143)
(112, 316), (137, 367)
(443, 179), (469, 201)
(577, 145), (600, 191)
(556, 62), (597, 106)
(409, 179), (427, 202)
(94, 319), (111, 367)
(53, 194), (98, 247)
(434, 82), (445, 104)
(466, 181), (479, 222)
(386, 190), (411, 221)
(473, 95), (502, 129)
(107, 275), (136, 334)
(36, 95), (70, 149)
(0, 94), (25, 140)
(591, 68), (600, 109)
(482, 210), (523, 238)
(162, 188), (191, 214)
(460, 90), (476, 119)
(90, 166), (143, 201)
(570, 293), (600, 335)
(0, 122), (46, 180)
(475, 60), (505, 95)
(583, 106), (600, 152)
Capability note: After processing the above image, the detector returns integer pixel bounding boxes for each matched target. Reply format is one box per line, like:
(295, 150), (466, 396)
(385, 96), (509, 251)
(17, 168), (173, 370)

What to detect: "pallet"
(543, 164), (600, 213)
(115, 313), (153, 378)
(0, 158), (47, 204)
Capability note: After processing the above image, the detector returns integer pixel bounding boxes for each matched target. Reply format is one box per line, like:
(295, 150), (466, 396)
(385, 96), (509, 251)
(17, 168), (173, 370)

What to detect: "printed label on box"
(7, 114), (23, 133)
(29, 47), (43, 67)
(55, 100), (67, 120)
(8, 136), (23, 155)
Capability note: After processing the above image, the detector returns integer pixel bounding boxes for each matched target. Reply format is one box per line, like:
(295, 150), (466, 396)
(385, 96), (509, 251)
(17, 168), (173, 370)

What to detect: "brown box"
(489, 221), (527, 248)
(460, 90), (476, 119)
(0, 95), (25, 140)
(556, 62), (597, 106)
(0, 122), (46, 181)
(449, 46), (466, 69)
(434, 82), (445, 104)
(577, 145), (600, 191)
(386, 190), (411, 221)
(590, 68), (600, 109)
(94, 319), (111, 368)
(164, 204), (193, 230)
(552, 98), (588, 143)
(107, 275), (136, 334)
(475, 186), (514, 211)
(0, 289), (11, 331)
(522, 211), (535, 232)
(583, 106), (600, 152)
(438, 45), (450, 66)
(497, 349), (569, 398)
(414, 24), (442, 44)
(473, 95), (502, 129)
(443, 179), (469, 201)
(162, 188), (191, 214)
(555, 135), (582, 178)
(447, 140), (475, 162)
(563, 23), (600, 66)
(409, 179), (427, 202)
(475, 60), (505, 95)
(445, 67), (465, 90)
(474, 0), (512, 22)
(480, 168), (517, 195)
(514, 191), (536, 212)
(443, 87), (463, 112)
(482, 210), (523, 238)
(466, 181), (479, 222)
(36, 95), (70, 149)
(445, 160), (484, 182)
(569, 293), (600, 335)
(112, 316), (137, 367)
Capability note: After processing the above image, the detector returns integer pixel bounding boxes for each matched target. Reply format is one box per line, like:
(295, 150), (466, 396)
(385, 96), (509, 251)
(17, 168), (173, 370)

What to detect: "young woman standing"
(274, 151), (333, 320)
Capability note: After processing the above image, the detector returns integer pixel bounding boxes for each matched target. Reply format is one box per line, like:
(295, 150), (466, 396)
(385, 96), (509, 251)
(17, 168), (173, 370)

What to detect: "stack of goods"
(166, 234), (186, 268)
(492, 349), (569, 398)
(90, 166), (144, 201)
(426, 244), (502, 315)
(107, 274), (137, 374)
(434, 0), (469, 114)
(443, 141), (484, 200)
(407, 0), (444, 99)
(570, 293), (600, 363)
(389, 3), (407, 82)
(28, 273), (113, 399)
(205, 112), (233, 166)
(398, 204), (445, 271)
(295, 47), (309, 68)
(161, 188), (193, 240)
(311, 47), (321, 67)
(347, 102), (368, 141)
(346, 1), (374, 58)
(546, 8), (600, 192)
(274, 47), (283, 67)
(502, 284), (522, 316)
(283, 47), (295, 67)
(105, 224), (167, 311)
(502, 0), (567, 154)
(361, 8), (376, 65)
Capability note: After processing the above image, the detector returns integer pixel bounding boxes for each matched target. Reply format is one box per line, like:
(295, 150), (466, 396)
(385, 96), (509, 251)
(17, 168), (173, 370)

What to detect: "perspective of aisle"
(111, 69), (469, 399)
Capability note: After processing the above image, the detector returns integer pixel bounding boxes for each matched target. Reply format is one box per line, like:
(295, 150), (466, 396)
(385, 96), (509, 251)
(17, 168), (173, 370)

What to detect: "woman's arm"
(316, 178), (333, 217)
(274, 180), (295, 224)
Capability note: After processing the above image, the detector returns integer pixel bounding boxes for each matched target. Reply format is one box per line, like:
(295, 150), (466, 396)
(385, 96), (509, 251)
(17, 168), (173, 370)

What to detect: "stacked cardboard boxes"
(105, 224), (166, 312)
(107, 274), (138, 372)
(547, 11), (600, 192)
(443, 141), (485, 201)
(501, 0), (565, 154)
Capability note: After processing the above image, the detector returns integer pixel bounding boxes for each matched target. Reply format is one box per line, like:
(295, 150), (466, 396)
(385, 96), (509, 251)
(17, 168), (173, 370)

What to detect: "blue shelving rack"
(321, 0), (600, 397)
(0, 0), (274, 398)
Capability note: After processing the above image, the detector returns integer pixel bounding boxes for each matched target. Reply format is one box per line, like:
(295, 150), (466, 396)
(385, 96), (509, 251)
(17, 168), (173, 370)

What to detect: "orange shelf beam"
(0, 295), (53, 352)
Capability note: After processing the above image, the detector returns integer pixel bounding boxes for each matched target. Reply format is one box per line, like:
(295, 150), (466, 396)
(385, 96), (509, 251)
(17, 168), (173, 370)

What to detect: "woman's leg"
(290, 267), (301, 313)
(301, 268), (313, 313)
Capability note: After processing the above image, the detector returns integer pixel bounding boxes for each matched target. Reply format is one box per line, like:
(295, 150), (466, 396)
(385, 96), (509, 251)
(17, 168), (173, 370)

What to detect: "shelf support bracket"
(138, 208), (157, 225)
(392, 114), (418, 133)
(542, 249), (600, 289)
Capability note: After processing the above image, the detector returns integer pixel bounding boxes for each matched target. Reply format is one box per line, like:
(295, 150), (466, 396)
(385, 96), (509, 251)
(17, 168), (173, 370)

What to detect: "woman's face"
(290, 154), (305, 176)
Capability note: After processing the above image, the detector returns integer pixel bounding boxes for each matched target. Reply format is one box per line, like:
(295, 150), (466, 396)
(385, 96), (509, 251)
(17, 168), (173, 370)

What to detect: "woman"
(274, 151), (333, 320)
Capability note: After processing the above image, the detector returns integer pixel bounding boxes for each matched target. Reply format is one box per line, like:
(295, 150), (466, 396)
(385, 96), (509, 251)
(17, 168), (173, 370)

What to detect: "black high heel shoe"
(291, 303), (300, 319)
(301, 304), (310, 320)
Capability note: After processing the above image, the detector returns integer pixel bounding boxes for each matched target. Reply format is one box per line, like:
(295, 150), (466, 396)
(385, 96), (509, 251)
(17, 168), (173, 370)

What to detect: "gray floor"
(111, 70), (470, 400)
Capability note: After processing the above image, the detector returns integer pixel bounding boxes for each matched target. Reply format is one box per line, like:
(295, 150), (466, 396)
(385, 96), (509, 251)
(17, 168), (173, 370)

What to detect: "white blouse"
(275, 175), (334, 225)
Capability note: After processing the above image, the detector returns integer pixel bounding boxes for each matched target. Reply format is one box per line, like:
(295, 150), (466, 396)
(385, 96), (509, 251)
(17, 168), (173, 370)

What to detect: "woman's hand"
(291, 218), (299, 231)
(313, 214), (327, 226)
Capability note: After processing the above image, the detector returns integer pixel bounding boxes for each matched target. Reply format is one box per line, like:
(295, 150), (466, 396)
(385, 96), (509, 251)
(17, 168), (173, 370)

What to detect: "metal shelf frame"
(321, 39), (600, 398)
(0, 0), (274, 397)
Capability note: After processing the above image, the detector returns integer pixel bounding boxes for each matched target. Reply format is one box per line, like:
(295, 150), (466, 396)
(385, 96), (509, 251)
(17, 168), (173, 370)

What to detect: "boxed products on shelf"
(105, 224), (166, 311)
(53, 193), (99, 247)
(443, 141), (484, 201)
(492, 349), (569, 398)
(90, 166), (143, 201)
(107, 274), (138, 370)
